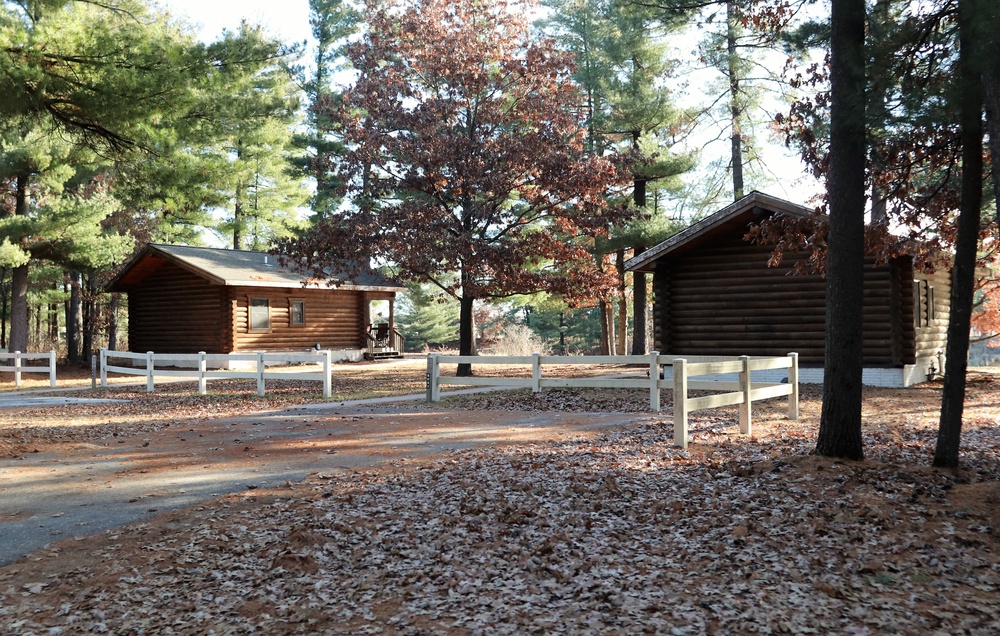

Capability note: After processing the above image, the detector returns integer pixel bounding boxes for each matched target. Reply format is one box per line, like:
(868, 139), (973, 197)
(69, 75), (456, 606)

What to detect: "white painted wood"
(437, 376), (534, 388)
(739, 356), (751, 435)
(532, 353), (542, 393)
(540, 378), (648, 389)
(788, 352), (800, 419)
(650, 351), (660, 412)
(684, 360), (746, 375)
(686, 392), (746, 411)
(673, 359), (689, 448)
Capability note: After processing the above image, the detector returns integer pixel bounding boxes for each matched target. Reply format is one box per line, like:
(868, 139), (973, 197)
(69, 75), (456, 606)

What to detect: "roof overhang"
(106, 244), (406, 293)
(625, 191), (815, 273)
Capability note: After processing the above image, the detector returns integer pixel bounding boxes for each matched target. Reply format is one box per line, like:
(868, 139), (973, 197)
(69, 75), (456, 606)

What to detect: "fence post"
(257, 352), (265, 396)
(532, 352), (542, 393)
(49, 350), (57, 388)
(429, 353), (441, 402)
(322, 350), (332, 398)
(198, 352), (207, 395)
(100, 348), (108, 387)
(673, 358), (688, 449)
(739, 355), (752, 435)
(788, 352), (800, 420)
(91, 353), (97, 390)
(649, 351), (660, 412)
(13, 351), (21, 388)
(146, 351), (155, 393)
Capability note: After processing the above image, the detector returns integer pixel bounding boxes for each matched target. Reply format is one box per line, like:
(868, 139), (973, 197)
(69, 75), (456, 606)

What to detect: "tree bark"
(615, 249), (627, 356)
(457, 293), (475, 377)
(82, 270), (96, 361)
(1, 268), (8, 349)
(984, 30), (1000, 225)
(727, 0), (744, 201)
(8, 174), (30, 353)
(934, 0), (986, 468)
(599, 300), (614, 355)
(108, 293), (120, 351)
(67, 272), (82, 364)
(816, 0), (867, 461)
(631, 155), (648, 355)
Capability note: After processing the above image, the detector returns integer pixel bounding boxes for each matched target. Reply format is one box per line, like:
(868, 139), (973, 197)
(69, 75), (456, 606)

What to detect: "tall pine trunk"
(631, 148), (648, 355)
(108, 293), (120, 351)
(0, 267), (8, 349)
(82, 270), (97, 361)
(615, 249), (627, 356)
(727, 1), (744, 200)
(67, 272), (82, 364)
(8, 174), (30, 354)
(934, 0), (986, 468)
(816, 0), (867, 460)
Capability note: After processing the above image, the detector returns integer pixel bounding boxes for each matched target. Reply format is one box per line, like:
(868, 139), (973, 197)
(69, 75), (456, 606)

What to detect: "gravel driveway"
(0, 395), (648, 566)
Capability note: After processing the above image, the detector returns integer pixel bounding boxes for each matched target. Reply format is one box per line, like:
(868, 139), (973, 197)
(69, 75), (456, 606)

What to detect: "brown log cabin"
(625, 192), (950, 387)
(107, 244), (406, 361)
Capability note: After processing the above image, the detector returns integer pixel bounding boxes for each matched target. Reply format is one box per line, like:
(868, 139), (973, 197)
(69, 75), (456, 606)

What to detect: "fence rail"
(100, 349), (333, 397)
(425, 352), (799, 448)
(0, 350), (57, 388)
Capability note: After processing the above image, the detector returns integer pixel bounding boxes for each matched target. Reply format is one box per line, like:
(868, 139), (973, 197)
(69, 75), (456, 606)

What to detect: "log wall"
(229, 286), (365, 351)
(652, 234), (915, 366)
(914, 267), (951, 363)
(126, 262), (226, 353)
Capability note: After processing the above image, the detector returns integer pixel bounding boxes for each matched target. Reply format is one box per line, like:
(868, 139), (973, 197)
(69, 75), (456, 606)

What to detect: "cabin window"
(290, 300), (305, 326)
(250, 298), (271, 331)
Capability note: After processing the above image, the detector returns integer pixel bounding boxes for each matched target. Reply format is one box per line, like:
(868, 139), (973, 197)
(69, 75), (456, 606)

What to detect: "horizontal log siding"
(914, 268), (951, 361)
(230, 287), (365, 351)
(126, 263), (226, 353)
(656, 236), (899, 365)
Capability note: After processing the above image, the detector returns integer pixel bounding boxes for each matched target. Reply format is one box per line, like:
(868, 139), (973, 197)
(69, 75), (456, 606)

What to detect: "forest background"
(0, 0), (997, 367)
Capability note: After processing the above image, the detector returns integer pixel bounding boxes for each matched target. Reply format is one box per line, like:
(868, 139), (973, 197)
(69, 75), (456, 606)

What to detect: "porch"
(365, 323), (405, 360)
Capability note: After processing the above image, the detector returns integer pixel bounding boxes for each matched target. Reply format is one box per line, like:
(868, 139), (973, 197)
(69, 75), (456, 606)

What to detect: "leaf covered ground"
(1, 364), (1000, 634)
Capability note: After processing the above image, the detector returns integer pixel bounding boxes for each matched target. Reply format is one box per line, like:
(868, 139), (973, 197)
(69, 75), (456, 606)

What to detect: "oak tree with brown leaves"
(285, 0), (635, 375)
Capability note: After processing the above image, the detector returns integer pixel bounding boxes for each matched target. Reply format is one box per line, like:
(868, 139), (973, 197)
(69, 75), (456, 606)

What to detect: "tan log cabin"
(107, 244), (406, 361)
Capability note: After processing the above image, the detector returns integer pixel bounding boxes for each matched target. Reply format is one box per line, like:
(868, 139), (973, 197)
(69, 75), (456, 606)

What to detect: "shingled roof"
(625, 191), (814, 273)
(107, 244), (405, 292)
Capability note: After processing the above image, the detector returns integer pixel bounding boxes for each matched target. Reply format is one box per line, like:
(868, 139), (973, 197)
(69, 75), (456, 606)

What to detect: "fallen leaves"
(2, 370), (1000, 634)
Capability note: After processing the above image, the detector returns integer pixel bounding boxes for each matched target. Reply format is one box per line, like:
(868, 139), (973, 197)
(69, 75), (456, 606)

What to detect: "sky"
(157, 0), (313, 45)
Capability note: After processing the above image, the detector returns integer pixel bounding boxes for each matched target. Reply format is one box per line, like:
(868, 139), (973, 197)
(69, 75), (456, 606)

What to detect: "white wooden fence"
(0, 350), (57, 388)
(100, 349), (333, 397)
(425, 352), (799, 448)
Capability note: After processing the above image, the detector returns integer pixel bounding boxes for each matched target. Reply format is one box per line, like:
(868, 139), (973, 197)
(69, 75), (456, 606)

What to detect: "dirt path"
(0, 398), (651, 566)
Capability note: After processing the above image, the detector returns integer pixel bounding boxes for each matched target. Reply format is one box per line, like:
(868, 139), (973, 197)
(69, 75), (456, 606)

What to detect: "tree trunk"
(82, 270), (96, 360)
(727, 0), (745, 201)
(8, 174), (30, 353)
(934, 0), (986, 468)
(631, 155), (648, 355)
(233, 200), (243, 251)
(9, 266), (29, 353)
(816, 0), (867, 461)
(108, 293), (120, 351)
(457, 294), (475, 377)
(615, 249), (627, 356)
(1, 267), (8, 349)
(67, 272), (82, 364)
(984, 33), (1000, 225)
(599, 300), (614, 355)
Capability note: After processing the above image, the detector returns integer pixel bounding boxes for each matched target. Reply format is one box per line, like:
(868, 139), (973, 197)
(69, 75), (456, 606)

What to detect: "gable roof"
(107, 244), (406, 293)
(625, 191), (814, 273)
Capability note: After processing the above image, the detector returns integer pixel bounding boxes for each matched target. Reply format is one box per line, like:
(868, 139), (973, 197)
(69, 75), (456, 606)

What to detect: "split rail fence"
(0, 350), (57, 388)
(426, 352), (799, 448)
(100, 349), (333, 397)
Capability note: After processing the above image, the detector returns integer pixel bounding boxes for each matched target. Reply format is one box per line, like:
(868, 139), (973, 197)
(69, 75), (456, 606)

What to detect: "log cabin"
(625, 192), (950, 387)
(107, 244), (407, 361)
